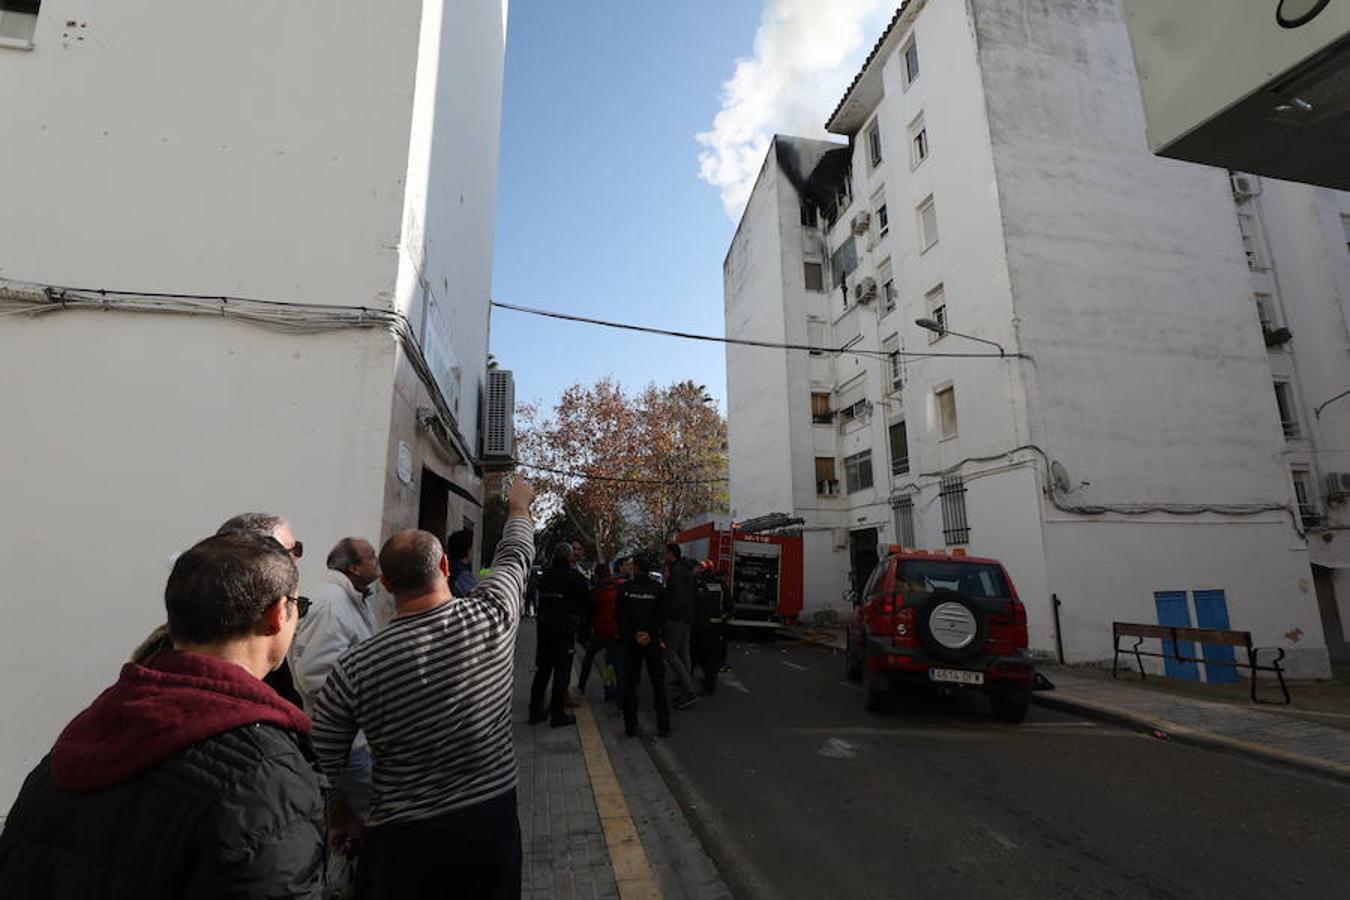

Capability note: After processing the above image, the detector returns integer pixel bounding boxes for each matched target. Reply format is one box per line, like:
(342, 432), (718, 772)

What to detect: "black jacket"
(664, 559), (696, 624)
(0, 651), (325, 899)
(618, 574), (669, 642)
(536, 562), (590, 638)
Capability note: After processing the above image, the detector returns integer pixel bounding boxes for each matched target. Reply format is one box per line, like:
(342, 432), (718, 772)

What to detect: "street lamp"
(915, 318), (1007, 357)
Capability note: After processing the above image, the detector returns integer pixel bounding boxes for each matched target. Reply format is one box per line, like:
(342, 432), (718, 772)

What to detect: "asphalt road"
(645, 635), (1350, 900)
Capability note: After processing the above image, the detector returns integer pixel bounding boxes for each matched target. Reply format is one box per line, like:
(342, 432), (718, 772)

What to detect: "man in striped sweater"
(312, 474), (535, 900)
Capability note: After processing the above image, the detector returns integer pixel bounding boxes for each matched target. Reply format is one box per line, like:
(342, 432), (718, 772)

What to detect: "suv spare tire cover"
(915, 589), (987, 664)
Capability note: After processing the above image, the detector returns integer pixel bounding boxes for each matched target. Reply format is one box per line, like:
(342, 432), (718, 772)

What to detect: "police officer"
(692, 560), (730, 695)
(618, 553), (671, 737)
(529, 541), (590, 727)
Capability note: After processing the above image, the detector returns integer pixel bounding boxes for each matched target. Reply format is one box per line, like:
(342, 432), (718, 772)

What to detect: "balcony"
(812, 411), (834, 425)
(817, 479), (840, 496)
(891, 456), (910, 477)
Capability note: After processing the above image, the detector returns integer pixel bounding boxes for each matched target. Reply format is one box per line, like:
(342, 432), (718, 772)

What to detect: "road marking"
(837, 680), (862, 692)
(782, 660), (808, 671)
(721, 672), (751, 694)
(575, 701), (663, 900)
(818, 737), (860, 758)
(981, 825), (1019, 851)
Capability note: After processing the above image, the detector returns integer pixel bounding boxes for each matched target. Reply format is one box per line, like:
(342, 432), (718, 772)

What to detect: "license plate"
(929, 668), (983, 685)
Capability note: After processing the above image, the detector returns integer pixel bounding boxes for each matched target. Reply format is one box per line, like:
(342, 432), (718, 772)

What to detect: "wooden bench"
(1111, 622), (1290, 704)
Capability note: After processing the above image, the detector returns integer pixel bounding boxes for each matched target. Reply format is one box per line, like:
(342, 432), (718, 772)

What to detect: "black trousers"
(622, 640), (670, 733)
(529, 626), (573, 721)
(692, 623), (727, 693)
(356, 790), (521, 899)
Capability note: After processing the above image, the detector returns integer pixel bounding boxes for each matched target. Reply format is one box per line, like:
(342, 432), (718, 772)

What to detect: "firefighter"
(618, 553), (671, 737)
(692, 559), (730, 695)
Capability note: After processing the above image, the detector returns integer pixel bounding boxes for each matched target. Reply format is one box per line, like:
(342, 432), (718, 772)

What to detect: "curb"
(1034, 692), (1350, 787)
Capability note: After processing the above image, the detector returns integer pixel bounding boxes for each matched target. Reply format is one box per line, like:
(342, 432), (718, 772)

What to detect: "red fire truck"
(675, 516), (804, 627)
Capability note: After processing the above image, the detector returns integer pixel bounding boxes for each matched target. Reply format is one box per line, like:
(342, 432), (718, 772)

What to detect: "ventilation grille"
(482, 369), (515, 459)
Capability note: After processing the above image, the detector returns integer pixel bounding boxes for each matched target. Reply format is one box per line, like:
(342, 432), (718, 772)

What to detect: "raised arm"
(468, 474), (536, 620)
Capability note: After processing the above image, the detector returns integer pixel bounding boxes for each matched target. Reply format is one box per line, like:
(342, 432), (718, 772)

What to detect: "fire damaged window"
(804, 262), (825, 292)
(0, 0), (40, 44)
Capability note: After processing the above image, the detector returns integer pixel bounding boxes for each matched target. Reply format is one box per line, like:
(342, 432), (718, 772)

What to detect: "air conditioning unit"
(481, 368), (515, 459)
(851, 212), (872, 236)
(1230, 173), (1258, 200)
(855, 277), (878, 304)
(1326, 472), (1350, 499)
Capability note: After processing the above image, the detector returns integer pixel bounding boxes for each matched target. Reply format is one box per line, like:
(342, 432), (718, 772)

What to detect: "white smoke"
(697, 0), (895, 220)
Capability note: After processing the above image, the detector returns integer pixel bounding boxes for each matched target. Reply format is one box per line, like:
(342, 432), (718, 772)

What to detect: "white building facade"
(724, 0), (1339, 679)
(0, 0), (509, 811)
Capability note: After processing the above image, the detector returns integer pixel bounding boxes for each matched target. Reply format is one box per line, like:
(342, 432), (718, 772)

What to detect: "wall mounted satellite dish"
(1050, 460), (1072, 494)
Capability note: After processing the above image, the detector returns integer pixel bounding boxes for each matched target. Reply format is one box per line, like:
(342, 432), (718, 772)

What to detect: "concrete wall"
(969, 0), (1329, 675)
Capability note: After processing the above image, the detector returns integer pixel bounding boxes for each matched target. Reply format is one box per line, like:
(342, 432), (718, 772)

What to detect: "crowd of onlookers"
(0, 473), (737, 899)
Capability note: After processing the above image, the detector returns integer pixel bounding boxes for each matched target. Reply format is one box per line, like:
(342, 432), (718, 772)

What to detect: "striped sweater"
(311, 516), (535, 826)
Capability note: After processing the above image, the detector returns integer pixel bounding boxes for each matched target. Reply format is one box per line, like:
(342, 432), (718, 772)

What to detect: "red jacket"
(590, 576), (623, 640)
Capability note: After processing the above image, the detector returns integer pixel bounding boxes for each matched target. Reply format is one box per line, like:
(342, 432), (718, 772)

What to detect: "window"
(893, 497), (915, 548)
(1274, 381), (1299, 438)
(1255, 292), (1275, 329)
(918, 196), (939, 251)
(0, 1), (39, 44)
(801, 202), (818, 228)
(883, 334), (903, 390)
(867, 120), (883, 168)
(883, 278), (897, 313)
(925, 284), (946, 343)
(831, 237), (859, 289)
(939, 476), (970, 545)
(1238, 213), (1264, 269)
(804, 262), (825, 292)
(838, 398), (870, 424)
(1341, 214), (1350, 253)
(807, 319), (825, 355)
(816, 458), (838, 495)
(909, 113), (929, 168)
(811, 392), (833, 424)
(902, 37), (920, 87)
(889, 420), (910, 475)
(1292, 469), (1316, 521)
(876, 203), (890, 237)
(936, 385), (957, 438)
(845, 451), (874, 493)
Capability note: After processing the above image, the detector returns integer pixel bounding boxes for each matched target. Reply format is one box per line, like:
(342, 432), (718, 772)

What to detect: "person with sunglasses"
(0, 531), (325, 899)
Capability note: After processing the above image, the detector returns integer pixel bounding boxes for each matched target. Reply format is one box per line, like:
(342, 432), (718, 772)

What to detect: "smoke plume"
(697, 0), (894, 220)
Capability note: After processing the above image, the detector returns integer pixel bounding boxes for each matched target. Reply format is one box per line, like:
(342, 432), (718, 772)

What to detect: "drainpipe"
(1052, 593), (1066, 664)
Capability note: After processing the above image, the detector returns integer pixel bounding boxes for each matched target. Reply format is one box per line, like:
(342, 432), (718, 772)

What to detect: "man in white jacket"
(290, 537), (390, 830)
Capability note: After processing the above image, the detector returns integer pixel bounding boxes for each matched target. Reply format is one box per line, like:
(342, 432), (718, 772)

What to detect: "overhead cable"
(490, 300), (1015, 360)
(519, 461), (728, 486)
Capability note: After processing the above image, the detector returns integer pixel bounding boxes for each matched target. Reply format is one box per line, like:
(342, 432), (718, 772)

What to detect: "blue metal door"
(1153, 591), (1200, 681)
(1192, 590), (1240, 684)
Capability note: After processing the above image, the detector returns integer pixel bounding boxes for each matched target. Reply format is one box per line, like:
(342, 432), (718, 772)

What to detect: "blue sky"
(490, 1), (894, 415)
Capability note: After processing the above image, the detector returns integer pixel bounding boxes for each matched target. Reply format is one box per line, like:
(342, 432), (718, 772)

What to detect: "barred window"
(893, 496), (915, 548)
(845, 451), (874, 494)
(940, 476), (970, 545)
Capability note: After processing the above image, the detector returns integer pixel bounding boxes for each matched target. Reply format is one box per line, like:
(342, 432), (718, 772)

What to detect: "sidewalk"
(784, 624), (1350, 783)
(512, 620), (729, 900)
(1036, 666), (1350, 784)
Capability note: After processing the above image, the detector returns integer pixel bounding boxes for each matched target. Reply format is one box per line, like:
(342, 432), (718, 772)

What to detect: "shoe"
(674, 694), (698, 710)
(550, 714), (577, 728)
(527, 711), (547, 725)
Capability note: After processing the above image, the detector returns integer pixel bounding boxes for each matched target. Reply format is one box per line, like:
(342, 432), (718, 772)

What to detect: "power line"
(519, 461), (728, 486)
(491, 300), (1014, 360)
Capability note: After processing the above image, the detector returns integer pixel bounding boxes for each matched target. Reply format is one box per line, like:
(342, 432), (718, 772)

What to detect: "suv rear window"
(895, 560), (1008, 599)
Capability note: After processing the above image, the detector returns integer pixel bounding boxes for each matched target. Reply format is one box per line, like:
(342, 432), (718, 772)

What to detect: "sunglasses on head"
(287, 541), (304, 559)
(289, 595), (311, 618)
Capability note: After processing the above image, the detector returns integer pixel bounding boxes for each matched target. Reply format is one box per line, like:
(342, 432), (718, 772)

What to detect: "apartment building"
(724, 0), (1336, 678)
(1234, 175), (1350, 666)
(0, 0), (509, 810)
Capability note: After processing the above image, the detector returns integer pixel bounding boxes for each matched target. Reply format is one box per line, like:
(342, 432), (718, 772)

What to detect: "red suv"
(843, 548), (1034, 722)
